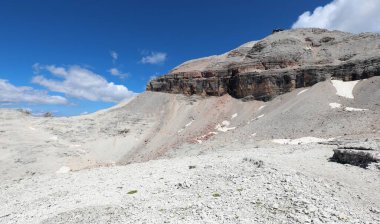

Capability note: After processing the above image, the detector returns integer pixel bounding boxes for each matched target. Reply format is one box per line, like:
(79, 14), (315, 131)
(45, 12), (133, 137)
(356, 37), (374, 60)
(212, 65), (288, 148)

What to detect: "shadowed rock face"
(147, 28), (380, 101)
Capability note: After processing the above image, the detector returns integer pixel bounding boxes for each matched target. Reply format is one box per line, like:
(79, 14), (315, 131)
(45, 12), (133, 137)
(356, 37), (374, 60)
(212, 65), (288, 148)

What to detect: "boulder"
(331, 144), (380, 168)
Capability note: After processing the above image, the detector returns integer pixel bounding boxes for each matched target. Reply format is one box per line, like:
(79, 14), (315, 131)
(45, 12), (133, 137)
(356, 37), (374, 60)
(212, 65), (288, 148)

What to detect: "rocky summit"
(147, 28), (380, 101)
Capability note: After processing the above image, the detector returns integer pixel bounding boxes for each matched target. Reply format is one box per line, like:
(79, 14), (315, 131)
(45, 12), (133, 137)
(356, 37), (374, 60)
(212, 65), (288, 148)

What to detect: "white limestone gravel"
(1, 146), (379, 224)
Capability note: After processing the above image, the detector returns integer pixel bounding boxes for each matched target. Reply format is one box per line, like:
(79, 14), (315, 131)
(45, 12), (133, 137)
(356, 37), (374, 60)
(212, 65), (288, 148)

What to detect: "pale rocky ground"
(170, 29), (380, 74)
(1, 145), (380, 224)
(0, 77), (379, 223)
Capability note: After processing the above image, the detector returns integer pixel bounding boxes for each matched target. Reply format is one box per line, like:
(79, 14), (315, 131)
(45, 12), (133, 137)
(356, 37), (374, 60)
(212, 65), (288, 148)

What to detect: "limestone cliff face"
(147, 28), (380, 101)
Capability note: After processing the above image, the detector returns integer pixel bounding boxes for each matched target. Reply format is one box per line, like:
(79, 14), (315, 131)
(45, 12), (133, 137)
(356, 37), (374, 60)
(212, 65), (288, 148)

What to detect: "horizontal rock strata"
(147, 28), (380, 101)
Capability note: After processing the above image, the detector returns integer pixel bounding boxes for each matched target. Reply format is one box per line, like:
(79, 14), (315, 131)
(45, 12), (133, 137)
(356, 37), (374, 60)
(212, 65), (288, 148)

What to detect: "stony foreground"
(1, 144), (379, 224)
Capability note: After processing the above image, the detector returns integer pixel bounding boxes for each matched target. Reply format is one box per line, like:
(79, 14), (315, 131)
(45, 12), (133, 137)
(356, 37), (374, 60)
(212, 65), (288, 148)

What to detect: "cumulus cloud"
(110, 50), (118, 63)
(32, 65), (136, 103)
(292, 0), (380, 33)
(108, 68), (129, 78)
(0, 79), (68, 105)
(141, 52), (167, 64)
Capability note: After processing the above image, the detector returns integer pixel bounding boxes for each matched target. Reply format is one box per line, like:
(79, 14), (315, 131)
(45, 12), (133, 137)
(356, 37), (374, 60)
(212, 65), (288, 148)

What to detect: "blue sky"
(1, 0), (378, 116)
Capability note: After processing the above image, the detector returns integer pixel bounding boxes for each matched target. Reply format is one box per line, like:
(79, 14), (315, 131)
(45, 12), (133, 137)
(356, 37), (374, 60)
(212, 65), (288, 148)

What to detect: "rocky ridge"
(147, 28), (380, 100)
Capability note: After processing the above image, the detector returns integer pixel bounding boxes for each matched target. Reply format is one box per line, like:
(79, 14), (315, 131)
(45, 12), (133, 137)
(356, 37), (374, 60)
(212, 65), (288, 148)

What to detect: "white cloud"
(108, 68), (129, 78)
(292, 0), (380, 33)
(141, 52), (167, 64)
(0, 79), (68, 105)
(110, 50), (118, 63)
(32, 65), (136, 103)
(149, 75), (157, 81)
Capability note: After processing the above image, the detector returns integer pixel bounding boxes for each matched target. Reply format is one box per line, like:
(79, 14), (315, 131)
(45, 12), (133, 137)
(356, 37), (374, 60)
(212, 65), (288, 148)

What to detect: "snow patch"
(258, 105), (266, 111)
(231, 113), (238, 119)
(251, 114), (265, 122)
(222, 120), (230, 126)
(178, 119), (195, 133)
(251, 133), (257, 137)
(216, 126), (236, 132)
(329, 102), (367, 111)
(28, 127), (36, 131)
(272, 137), (334, 145)
(185, 120), (194, 127)
(344, 107), (368, 112)
(69, 144), (82, 148)
(56, 166), (71, 174)
(215, 120), (236, 132)
(329, 103), (342, 109)
(195, 131), (218, 144)
(49, 136), (58, 141)
(331, 80), (359, 99)
(297, 89), (309, 95)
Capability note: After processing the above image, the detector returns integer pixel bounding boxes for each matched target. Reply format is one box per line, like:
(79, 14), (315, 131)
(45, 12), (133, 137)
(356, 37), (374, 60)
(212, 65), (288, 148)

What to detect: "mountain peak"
(147, 28), (380, 101)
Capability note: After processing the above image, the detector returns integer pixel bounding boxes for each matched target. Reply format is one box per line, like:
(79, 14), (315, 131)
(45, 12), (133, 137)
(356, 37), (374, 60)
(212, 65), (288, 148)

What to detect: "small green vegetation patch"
(127, 190), (138, 195)
(212, 193), (221, 197)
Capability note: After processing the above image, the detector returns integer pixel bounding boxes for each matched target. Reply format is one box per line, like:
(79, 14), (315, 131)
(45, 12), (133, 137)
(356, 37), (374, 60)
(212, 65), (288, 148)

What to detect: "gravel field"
(1, 145), (379, 224)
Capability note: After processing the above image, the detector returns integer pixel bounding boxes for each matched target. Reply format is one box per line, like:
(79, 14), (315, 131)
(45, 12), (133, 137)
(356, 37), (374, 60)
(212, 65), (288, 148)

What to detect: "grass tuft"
(127, 190), (138, 194)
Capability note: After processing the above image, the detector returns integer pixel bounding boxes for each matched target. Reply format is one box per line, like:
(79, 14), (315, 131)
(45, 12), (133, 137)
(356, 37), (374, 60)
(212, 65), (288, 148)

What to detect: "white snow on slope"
(272, 137), (334, 145)
(251, 114), (265, 122)
(329, 102), (368, 111)
(215, 120), (236, 132)
(329, 102), (342, 109)
(56, 166), (71, 174)
(258, 105), (266, 111)
(185, 120), (194, 127)
(331, 80), (359, 99)
(69, 144), (81, 148)
(178, 120), (195, 133)
(297, 89), (309, 95)
(344, 107), (368, 112)
(49, 136), (58, 141)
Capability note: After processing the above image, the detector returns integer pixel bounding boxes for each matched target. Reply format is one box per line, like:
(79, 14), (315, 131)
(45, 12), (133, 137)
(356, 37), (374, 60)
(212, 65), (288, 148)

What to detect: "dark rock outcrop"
(329, 140), (380, 168)
(272, 29), (284, 34)
(331, 148), (379, 168)
(147, 28), (380, 101)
